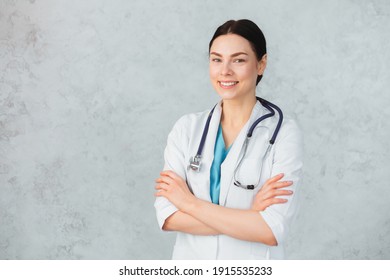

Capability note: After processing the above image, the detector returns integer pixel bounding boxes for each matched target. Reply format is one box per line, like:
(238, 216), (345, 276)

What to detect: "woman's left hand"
(155, 170), (196, 213)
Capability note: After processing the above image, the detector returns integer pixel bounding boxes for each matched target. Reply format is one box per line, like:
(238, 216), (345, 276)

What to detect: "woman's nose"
(221, 62), (233, 76)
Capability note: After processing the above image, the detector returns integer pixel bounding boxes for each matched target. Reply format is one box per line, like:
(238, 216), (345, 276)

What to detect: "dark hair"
(209, 19), (267, 85)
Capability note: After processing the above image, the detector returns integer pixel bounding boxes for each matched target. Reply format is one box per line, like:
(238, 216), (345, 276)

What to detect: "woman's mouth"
(218, 81), (239, 89)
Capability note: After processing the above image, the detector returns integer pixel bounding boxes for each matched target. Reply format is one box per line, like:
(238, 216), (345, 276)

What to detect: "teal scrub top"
(210, 125), (232, 204)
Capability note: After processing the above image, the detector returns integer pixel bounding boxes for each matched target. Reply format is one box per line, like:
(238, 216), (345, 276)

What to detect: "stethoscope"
(188, 96), (283, 190)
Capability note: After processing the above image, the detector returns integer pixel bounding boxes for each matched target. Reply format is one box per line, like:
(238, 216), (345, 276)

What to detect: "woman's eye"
(211, 58), (221, 62)
(234, 59), (245, 63)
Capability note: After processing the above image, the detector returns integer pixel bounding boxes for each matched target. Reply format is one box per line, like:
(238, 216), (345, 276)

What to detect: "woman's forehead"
(210, 34), (255, 55)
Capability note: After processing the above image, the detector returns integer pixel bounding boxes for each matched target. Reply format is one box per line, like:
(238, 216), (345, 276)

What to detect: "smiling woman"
(209, 34), (266, 104)
(154, 19), (303, 260)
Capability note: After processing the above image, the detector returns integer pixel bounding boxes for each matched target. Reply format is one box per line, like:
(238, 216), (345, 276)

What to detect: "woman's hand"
(251, 173), (293, 212)
(155, 170), (197, 213)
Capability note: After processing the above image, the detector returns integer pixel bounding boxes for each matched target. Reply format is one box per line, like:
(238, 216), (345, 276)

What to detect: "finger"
(154, 190), (166, 197)
(269, 180), (293, 189)
(261, 174), (285, 191)
(265, 198), (288, 207)
(157, 175), (175, 186)
(161, 171), (187, 186)
(264, 173), (284, 186)
(155, 183), (169, 191)
(160, 170), (179, 180)
(275, 189), (293, 196)
(263, 189), (293, 200)
(258, 179), (289, 194)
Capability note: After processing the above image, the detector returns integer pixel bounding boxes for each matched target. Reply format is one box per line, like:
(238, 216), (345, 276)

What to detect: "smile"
(219, 81), (239, 88)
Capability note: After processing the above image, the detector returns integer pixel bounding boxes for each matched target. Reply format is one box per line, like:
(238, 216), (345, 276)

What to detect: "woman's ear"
(257, 54), (267, 75)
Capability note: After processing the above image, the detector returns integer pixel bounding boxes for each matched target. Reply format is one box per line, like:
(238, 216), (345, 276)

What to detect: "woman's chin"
(216, 91), (238, 100)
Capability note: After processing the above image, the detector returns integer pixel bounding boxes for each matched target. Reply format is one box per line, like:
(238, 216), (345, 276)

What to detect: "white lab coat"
(154, 100), (303, 259)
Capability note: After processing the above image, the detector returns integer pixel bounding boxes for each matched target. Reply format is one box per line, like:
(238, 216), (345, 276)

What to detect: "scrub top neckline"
(209, 124), (232, 204)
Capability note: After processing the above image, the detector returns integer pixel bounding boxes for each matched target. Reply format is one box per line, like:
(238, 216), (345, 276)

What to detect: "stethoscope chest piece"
(188, 155), (202, 172)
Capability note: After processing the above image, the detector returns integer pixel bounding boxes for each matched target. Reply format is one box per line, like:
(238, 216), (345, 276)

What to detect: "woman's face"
(209, 34), (266, 101)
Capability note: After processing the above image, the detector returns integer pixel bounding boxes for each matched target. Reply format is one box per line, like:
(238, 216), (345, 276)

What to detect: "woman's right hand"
(251, 173), (293, 212)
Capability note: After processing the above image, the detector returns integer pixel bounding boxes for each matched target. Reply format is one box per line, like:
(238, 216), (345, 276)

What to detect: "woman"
(154, 19), (303, 259)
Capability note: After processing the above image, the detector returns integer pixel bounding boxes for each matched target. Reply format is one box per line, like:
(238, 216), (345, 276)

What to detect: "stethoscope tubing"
(195, 105), (217, 157)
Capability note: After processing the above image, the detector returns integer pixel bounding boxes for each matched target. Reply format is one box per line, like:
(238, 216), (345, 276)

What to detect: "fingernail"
(288, 190), (293, 194)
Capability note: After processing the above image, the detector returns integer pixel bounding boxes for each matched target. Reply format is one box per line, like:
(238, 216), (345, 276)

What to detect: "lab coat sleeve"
(154, 115), (189, 230)
(259, 118), (304, 245)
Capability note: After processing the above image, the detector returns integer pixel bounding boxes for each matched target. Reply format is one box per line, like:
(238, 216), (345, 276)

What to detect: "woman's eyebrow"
(231, 52), (248, 57)
(210, 52), (249, 57)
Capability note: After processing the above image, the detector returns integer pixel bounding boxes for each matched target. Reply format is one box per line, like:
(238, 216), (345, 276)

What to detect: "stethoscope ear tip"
(234, 181), (255, 190)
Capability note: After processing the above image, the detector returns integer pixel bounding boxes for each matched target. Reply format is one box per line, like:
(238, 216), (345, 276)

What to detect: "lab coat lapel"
(219, 102), (268, 206)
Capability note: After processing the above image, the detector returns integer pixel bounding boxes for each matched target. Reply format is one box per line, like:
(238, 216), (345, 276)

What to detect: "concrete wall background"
(1, 0), (389, 259)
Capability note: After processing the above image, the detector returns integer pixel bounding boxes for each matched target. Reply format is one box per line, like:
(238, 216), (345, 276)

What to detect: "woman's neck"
(221, 95), (257, 128)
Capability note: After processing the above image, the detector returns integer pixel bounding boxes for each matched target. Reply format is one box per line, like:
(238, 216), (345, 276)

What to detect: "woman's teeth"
(220, 81), (238, 86)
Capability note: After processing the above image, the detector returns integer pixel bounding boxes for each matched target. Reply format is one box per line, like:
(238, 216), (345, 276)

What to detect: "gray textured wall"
(1, 0), (389, 259)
